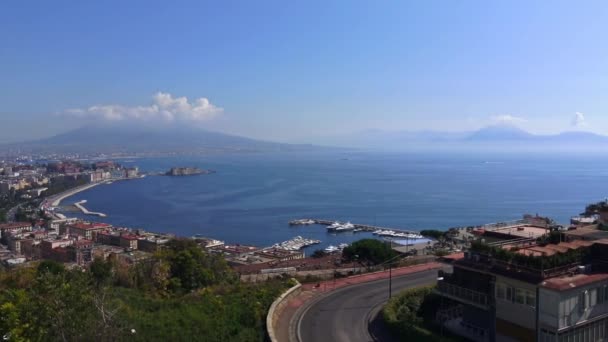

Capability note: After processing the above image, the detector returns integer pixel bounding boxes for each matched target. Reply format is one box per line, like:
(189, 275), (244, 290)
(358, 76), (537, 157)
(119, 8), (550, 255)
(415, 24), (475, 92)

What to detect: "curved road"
(295, 269), (441, 342)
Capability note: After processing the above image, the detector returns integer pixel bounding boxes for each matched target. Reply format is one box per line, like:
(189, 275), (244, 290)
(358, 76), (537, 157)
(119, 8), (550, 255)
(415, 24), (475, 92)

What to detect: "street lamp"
(388, 259), (393, 299)
(437, 276), (445, 338)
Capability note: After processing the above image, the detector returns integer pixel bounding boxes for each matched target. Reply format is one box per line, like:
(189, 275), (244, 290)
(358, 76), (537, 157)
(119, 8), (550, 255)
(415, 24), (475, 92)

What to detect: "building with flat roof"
(436, 237), (608, 342)
(0, 222), (32, 240)
(65, 222), (112, 240)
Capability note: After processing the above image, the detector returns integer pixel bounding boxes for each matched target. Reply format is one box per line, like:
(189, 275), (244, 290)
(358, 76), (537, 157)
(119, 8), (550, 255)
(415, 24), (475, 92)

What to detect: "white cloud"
(490, 114), (528, 125)
(65, 92), (223, 123)
(572, 112), (587, 128)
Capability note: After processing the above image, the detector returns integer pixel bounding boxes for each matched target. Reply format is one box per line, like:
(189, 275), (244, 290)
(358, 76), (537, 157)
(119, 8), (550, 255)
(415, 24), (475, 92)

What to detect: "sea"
(61, 151), (608, 252)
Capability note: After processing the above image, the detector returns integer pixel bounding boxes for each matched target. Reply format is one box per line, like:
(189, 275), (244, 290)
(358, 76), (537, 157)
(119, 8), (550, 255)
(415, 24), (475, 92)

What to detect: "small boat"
(324, 245), (339, 253)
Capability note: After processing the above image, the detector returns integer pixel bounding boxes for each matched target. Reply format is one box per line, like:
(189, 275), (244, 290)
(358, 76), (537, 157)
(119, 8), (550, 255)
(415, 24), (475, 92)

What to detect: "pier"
(291, 218), (422, 235)
(74, 200), (107, 217)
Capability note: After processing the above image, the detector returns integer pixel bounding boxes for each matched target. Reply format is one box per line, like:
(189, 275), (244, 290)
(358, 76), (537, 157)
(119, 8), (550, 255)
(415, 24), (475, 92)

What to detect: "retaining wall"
(266, 280), (302, 342)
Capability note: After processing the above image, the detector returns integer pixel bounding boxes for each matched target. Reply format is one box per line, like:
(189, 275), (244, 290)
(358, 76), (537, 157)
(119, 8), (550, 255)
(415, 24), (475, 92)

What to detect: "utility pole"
(388, 261), (392, 299)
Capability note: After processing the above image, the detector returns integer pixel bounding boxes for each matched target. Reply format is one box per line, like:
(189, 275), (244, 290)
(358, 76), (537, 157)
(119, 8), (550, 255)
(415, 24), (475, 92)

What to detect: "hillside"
(8, 124), (324, 154)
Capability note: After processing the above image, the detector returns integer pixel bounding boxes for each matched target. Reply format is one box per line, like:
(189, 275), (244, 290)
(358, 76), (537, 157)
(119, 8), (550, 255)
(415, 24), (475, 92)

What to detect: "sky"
(1, 1), (608, 143)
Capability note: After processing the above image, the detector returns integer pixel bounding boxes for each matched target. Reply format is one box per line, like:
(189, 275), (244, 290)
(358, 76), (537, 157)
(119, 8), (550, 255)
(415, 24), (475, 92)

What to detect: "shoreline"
(48, 176), (146, 207)
(50, 182), (105, 207)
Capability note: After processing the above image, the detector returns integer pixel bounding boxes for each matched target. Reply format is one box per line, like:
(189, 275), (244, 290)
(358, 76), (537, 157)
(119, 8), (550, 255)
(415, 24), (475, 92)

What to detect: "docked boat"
(324, 245), (339, 253)
(328, 221), (356, 232)
(327, 222), (343, 230)
(273, 236), (321, 251)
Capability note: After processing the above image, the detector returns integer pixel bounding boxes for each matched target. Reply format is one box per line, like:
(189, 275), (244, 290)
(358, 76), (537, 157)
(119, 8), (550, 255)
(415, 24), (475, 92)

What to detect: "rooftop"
(541, 272), (608, 291)
(0, 222), (32, 229)
(69, 222), (112, 230)
(564, 226), (608, 240)
(488, 225), (549, 239)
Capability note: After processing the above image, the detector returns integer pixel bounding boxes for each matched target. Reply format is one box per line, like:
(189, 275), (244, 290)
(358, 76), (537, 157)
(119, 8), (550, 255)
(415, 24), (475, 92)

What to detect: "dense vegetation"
(583, 201), (608, 216)
(342, 239), (397, 265)
(420, 229), (447, 240)
(0, 240), (288, 341)
(383, 286), (464, 341)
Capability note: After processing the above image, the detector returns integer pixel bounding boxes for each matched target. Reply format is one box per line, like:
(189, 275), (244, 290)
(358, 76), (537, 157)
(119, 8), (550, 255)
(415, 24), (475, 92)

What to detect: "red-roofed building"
(119, 234), (138, 250)
(66, 222), (112, 240)
(0, 222), (32, 240)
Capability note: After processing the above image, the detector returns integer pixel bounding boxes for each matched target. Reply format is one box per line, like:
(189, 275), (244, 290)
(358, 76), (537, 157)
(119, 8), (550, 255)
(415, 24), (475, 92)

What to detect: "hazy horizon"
(2, 1), (608, 145)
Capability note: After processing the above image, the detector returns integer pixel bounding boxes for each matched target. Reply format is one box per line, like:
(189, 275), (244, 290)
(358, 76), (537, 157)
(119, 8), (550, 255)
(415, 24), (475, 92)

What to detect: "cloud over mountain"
(572, 112), (587, 128)
(64, 92), (223, 123)
(491, 114), (527, 125)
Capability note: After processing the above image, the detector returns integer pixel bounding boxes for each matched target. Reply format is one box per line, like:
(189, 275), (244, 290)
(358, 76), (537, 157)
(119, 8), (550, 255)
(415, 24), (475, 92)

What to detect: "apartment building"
(437, 236), (608, 342)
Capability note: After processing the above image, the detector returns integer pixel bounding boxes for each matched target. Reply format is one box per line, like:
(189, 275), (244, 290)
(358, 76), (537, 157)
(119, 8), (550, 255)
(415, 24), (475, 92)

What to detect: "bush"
(383, 286), (463, 342)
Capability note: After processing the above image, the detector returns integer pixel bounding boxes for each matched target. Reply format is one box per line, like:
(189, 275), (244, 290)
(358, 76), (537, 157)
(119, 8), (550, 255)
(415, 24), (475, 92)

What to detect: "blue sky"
(1, 1), (607, 143)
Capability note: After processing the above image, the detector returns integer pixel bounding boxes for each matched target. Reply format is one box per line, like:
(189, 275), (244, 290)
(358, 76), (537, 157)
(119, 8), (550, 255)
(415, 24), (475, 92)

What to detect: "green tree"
(90, 257), (113, 286)
(342, 239), (397, 265)
(37, 260), (65, 275)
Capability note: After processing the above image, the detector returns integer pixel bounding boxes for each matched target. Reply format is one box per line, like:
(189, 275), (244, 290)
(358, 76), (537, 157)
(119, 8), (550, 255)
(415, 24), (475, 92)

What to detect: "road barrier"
(267, 280), (302, 342)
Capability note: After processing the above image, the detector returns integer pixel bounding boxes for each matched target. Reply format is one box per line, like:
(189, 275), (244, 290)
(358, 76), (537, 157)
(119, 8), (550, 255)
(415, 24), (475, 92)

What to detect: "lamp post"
(437, 276), (445, 338)
(388, 259), (393, 299)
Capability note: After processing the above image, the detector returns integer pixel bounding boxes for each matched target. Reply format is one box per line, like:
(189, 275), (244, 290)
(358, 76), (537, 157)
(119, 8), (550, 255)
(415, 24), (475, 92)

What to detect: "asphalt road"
(296, 269), (441, 342)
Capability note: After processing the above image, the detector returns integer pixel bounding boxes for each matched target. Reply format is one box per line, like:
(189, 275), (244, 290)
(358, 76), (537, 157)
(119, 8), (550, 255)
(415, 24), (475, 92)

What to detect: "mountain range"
(3, 124), (322, 155)
(4, 124), (608, 154)
(316, 125), (608, 151)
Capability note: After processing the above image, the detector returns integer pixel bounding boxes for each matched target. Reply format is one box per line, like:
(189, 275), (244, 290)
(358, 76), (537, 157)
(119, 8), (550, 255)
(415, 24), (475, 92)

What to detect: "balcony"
(436, 280), (490, 310)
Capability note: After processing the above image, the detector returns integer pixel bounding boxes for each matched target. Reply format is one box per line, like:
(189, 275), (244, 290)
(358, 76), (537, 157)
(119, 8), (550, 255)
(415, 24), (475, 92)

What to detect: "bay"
(62, 151), (608, 251)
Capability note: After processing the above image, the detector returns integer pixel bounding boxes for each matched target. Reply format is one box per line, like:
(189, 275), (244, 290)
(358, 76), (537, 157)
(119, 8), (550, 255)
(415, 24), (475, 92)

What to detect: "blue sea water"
(63, 151), (608, 251)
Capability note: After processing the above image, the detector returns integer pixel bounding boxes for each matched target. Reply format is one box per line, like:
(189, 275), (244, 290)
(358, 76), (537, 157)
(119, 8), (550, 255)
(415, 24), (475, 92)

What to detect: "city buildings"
(437, 223), (608, 342)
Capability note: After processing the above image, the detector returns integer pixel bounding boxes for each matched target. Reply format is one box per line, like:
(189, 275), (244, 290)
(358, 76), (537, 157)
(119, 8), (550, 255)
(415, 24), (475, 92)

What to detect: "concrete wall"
(266, 280), (302, 342)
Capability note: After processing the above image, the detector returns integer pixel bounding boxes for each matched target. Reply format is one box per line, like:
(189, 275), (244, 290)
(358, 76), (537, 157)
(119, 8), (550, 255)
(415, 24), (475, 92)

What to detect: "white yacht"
(327, 222), (344, 231)
(341, 222), (355, 230)
(324, 245), (339, 253)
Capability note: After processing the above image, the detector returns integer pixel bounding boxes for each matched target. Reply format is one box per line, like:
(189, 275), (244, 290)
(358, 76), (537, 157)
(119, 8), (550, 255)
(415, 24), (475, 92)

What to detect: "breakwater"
(74, 200), (107, 217)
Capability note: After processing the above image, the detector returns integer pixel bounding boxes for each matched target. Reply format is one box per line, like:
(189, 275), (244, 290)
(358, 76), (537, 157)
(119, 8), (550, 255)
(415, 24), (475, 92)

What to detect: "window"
(515, 288), (525, 304)
(506, 286), (513, 302)
(579, 291), (588, 313)
(496, 283), (505, 299)
(526, 290), (536, 307)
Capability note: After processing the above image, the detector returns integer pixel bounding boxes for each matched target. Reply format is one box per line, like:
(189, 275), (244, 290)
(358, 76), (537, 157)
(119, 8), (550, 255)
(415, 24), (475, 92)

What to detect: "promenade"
(50, 182), (104, 207)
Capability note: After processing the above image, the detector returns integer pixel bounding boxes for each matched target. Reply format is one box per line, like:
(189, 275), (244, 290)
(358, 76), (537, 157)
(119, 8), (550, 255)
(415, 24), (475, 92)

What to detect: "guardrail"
(267, 280), (302, 342)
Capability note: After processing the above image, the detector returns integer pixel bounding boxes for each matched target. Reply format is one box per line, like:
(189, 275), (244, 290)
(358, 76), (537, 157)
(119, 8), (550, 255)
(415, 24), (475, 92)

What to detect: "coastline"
(50, 182), (105, 207)
(45, 176), (145, 208)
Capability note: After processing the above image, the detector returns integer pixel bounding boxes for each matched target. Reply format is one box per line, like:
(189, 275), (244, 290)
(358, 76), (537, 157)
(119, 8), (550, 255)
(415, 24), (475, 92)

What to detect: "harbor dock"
(291, 218), (422, 235)
(74, 200), (107, 217)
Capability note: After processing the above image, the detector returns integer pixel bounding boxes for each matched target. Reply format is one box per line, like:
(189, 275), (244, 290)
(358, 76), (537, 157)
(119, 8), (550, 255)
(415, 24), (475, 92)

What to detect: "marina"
(290, 218), (427, 239)
(271, 236), (321, 251)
